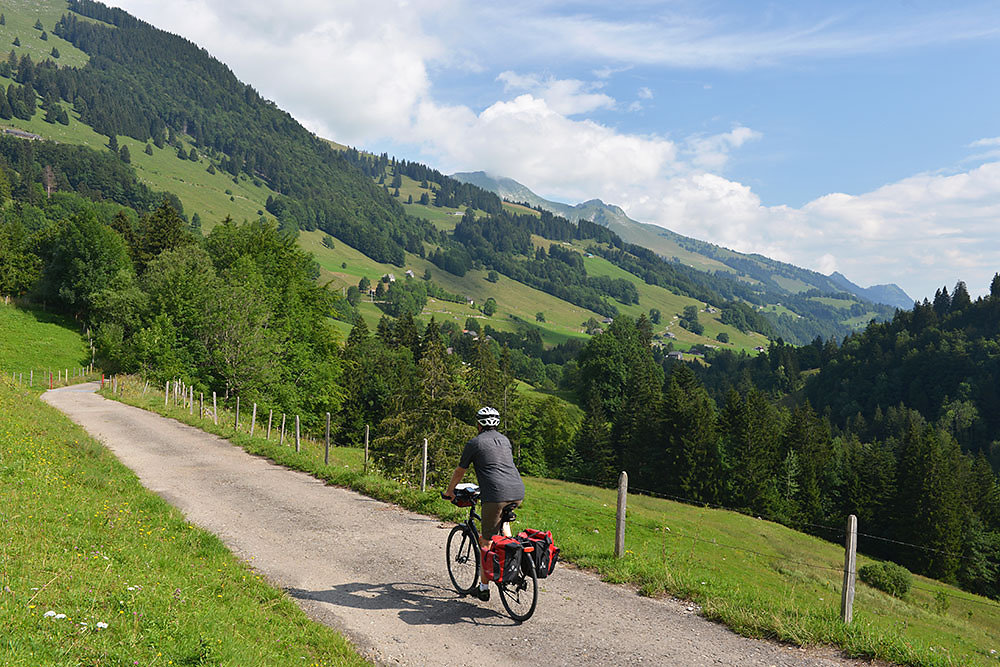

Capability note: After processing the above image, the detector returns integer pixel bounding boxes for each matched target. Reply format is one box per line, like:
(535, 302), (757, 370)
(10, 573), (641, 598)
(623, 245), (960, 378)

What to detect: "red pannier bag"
(482, 535), (523, 584)
(517, 529), (559, 578)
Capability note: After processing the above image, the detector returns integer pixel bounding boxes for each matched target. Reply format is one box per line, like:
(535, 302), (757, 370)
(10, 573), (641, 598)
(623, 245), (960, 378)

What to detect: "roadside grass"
(0, 378), (368, 666)
(104, 375), (1000, 667)
(0, 303), (92, 386)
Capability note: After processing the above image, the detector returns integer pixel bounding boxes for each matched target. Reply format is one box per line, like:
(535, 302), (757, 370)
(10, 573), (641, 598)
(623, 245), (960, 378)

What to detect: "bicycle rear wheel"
(498, 555), (538, 622)
(446, 525), (480, 595)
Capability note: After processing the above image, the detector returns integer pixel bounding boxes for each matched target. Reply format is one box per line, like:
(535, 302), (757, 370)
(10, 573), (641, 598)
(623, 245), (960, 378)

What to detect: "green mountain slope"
(453, 171), (914, 311)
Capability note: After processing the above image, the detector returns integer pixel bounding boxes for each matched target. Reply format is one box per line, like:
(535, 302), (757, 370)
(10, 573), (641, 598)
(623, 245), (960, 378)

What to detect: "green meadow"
(0, 303), (91, 383)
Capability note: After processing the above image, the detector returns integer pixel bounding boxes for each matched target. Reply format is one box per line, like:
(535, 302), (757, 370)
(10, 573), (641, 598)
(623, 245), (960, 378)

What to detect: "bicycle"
(443, 483), (538, 622)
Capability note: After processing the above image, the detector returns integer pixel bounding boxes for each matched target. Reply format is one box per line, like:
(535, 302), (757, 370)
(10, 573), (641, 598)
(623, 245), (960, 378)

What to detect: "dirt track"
(44, 384), (879, 666)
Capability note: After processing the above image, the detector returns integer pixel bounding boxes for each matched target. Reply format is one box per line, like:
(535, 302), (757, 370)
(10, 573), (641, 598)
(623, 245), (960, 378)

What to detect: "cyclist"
(443, 406), (525, 601)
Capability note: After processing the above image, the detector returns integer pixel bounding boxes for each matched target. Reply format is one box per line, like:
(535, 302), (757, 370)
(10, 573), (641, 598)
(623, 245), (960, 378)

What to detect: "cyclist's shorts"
(481, 500), (522, 539)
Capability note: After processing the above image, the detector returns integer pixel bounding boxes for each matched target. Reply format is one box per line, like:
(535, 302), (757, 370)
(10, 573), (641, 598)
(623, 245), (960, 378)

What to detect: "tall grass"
(103, 373), (1000, 667)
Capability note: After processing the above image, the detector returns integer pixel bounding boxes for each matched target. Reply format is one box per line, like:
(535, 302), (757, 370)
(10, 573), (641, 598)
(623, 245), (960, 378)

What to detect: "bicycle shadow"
(286, 581), (518, 627)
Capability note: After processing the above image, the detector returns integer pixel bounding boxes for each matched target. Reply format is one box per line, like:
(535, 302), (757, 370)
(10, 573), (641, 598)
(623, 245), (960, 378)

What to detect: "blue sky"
(115, 0), (1000, 302)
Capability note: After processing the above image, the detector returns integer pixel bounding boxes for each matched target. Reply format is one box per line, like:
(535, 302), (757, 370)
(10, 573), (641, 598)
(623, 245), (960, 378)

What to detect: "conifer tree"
(661, 363), (723, 503)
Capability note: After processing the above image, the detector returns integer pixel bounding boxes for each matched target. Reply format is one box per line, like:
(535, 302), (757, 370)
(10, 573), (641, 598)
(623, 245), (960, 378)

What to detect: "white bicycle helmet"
(476, 406), (501, 428)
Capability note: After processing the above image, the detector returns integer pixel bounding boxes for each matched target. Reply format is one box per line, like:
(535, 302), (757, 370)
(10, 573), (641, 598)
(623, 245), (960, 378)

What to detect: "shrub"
(859, 561), (911, 598)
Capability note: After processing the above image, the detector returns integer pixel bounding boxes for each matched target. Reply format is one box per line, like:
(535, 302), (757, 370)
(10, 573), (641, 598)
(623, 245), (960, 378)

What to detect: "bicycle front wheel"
(446, 525), (480, 595)
(499, 555), (538, 622)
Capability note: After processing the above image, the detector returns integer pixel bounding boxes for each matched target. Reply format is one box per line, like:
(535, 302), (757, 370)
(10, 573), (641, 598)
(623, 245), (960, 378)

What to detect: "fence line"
(96, 374), (1000, 616)
(562, 473), (988, 568)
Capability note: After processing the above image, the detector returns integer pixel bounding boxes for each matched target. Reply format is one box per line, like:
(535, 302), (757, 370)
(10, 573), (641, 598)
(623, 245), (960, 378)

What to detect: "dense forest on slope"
(26, 0), (434, 265)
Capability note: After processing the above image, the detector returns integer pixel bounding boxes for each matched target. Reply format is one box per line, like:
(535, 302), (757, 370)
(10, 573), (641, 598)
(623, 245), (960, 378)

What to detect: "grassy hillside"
(0, 0), (90, 68)
(0, 377), (366, 665)
(106, 376), (1000, 667)
(0, 303), (90, 375)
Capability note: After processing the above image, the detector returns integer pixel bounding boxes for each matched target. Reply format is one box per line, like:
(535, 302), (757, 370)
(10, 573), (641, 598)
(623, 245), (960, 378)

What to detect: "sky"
(112, 0), (1000, 302)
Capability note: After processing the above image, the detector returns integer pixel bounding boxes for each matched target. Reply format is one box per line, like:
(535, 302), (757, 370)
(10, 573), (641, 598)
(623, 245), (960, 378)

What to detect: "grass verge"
(102, 375), (1000, 667)
(0, 377), (368, 666)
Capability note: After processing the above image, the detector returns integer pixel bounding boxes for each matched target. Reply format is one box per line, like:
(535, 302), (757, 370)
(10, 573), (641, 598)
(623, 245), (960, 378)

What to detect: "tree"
(144, 143), (153, 156)
(660, 364), (723, 502)
(119, 145), (131, 163)
(33, 212), (132, 320)
(535, 311), (545, 322)
(108, 134), (118, 153)
(34, 19), (44, 30)
(717, 332), (729, 343)
(50, 47), (59, 59)
(486, 270), (499, 283)
(482, 297), (497, 316)
(358, 276), (370, 293)
(40, 32), (48, 41)
(649, 308), (661, 324)
(346, 285), (361, 306)
(0, 14), (5, 26)
(11, 38), (19, 48)
(422, 268), (431, 281)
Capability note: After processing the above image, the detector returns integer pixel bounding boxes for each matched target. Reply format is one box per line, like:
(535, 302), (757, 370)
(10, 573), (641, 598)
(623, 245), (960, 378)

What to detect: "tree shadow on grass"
(287, 581), (516, 627)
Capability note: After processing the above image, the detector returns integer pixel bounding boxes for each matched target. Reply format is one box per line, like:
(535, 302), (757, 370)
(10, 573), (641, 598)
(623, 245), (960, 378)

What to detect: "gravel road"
(44, 384), (882, 666)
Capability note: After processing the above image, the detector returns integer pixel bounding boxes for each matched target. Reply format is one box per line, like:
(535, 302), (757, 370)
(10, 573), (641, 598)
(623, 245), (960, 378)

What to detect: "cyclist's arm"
(442, 466), (466, 499)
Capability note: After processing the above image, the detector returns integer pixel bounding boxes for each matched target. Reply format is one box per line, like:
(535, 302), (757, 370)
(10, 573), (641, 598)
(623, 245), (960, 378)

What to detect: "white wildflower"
(95, 622), (108, 629)
(43, 610), (56, 617)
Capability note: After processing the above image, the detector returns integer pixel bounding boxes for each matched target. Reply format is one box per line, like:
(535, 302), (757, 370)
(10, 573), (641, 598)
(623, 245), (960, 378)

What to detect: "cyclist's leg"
(479, 501), (505, 585)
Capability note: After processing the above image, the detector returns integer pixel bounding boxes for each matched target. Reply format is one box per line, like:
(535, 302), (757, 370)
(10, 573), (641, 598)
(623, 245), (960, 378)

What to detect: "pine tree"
(144, 143), (153, 156)
(50, 47), (59, 59)
(573, 395), (616, 485)
(108, 134), (118, 153)
(119, 145), (131, 163)
(661, 363), (723, 503)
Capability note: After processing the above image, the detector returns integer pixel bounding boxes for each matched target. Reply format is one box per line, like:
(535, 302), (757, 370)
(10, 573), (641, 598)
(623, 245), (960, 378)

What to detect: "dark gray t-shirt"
(459, 429), (525, 503)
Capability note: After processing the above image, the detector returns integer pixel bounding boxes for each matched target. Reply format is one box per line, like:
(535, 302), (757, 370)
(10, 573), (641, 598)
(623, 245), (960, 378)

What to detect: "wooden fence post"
(189, 387), (193, 415)
(325, 412), (331, 465)
(295, 416), (301, 452)
(364, 424), (370, 474)
(165, 382), (169, 407)
(421, 438), (428, 492)
(280, 414), (286, 446)
(200, 392), (204, 419)
(212, 392), (218, 425)
(235, 396), (240, 432)
(841, 514), (858, 624)
(267, 409), (273, 440)
(250, 403), (257, 436)
(615, 471), (628, 558)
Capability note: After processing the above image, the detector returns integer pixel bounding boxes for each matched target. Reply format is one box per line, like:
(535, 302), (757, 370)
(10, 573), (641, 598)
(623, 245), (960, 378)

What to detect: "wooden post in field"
(364, 424), (370, 474)
(189, 387), (193, 415)
(421, 438), (428, 492)
(250, 403), (257, 436)
(841, 514), (858, 624)
(325, 412), (331, 465)
(615, 471), (628, 558)
(295, 415), (301, 453)
(234, 396), (240, 432)
(29, 369), (32, 386)
(200, 392), (204, 419)
(267, 410), (273, 440)
(165, 382), (169, 407)
(280, 414), (286, 446)
(143, 380), (149, 395)
(212, 392), (218, 425)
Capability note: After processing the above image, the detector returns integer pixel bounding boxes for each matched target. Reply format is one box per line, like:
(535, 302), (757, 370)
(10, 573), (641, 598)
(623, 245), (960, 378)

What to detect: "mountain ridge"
(453, 171), (913, 310)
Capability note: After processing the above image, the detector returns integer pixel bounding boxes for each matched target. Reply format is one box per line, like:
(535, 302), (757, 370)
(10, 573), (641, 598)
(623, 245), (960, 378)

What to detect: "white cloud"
(497, 71), (616, 116)
(969, 136), (1000, 147)
(638, 86), (653, 99)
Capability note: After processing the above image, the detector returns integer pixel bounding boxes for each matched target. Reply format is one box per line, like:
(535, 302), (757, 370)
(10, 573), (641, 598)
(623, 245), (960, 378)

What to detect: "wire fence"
(78, 374), (1000, 615)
